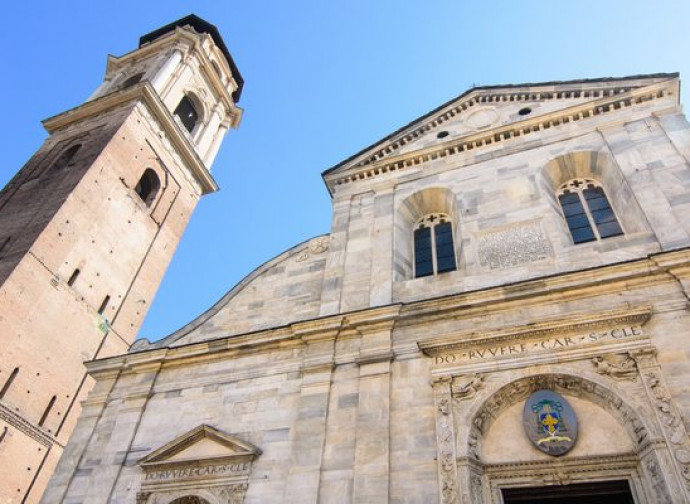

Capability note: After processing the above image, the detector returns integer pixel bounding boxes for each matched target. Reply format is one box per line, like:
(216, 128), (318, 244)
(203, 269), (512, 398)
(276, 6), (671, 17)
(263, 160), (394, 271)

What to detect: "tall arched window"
(557, 178), (623, 244)
(414, 213), (457, 278)
(174, 95), (199, 133)
(134, 168), (161, 207)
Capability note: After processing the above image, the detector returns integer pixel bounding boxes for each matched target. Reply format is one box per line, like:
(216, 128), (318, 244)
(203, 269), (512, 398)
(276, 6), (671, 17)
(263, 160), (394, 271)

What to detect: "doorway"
(502, 480), (634, 504)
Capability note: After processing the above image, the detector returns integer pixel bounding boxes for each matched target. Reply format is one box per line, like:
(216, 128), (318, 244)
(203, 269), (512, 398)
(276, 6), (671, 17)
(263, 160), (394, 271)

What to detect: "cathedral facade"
(18, 17), (690, 504)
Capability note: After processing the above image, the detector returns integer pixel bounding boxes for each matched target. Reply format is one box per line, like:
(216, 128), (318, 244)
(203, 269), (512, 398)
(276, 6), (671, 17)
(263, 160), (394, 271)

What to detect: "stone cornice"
(325, 79), (678, 192)
(417, 305), (652, 356)
(85, 247), (690, 375)
(0, 400), (58, 448)
(42, 82), (218, 194)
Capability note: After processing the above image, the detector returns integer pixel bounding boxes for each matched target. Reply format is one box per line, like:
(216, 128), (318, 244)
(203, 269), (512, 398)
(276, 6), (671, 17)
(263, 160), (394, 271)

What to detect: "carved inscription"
(144, 462), (250, 481)
(433, 325), (644, 366)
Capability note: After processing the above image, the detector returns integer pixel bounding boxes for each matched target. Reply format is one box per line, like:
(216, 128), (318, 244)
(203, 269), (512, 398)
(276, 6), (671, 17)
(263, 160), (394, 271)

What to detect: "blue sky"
(1, 1), (689, 342)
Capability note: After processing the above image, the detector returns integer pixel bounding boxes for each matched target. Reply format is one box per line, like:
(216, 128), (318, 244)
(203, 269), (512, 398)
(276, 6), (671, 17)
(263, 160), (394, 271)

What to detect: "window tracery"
(557, 178), (623, 244)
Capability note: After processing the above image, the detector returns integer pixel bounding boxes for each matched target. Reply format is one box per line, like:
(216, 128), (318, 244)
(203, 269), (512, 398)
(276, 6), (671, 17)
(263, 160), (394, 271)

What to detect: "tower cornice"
(106, 27), (241, 119)
(42, 82), (219, 194)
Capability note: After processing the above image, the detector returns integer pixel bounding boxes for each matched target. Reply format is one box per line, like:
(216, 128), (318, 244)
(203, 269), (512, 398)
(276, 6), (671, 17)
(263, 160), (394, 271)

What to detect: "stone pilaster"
(432, 376), (460, 504)
(350, 310), (398, 504)
(369, 188), (395, 307)
(634, 349), (690, 502)
(283, 326), (337, 504)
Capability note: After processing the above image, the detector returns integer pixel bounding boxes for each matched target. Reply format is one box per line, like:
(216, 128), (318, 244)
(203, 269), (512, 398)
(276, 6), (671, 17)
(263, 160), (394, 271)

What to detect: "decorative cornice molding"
(84, 248), (690, 377)
(0, 401), (57, 448)
(325, 80), (678, 191)
(41, 82), (218, 194)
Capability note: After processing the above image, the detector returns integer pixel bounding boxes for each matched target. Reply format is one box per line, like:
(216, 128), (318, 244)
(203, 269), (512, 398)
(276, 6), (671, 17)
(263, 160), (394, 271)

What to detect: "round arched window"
(134, 168), (161, 207)
(174, 95), (199, 133)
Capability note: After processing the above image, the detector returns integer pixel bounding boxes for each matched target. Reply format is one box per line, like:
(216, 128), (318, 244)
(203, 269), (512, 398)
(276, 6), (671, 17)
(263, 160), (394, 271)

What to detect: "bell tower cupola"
(88, 14), (244, 167)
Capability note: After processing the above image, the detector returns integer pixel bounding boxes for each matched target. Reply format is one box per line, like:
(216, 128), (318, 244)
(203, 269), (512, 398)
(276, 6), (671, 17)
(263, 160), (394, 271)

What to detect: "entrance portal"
(502, 480), (634, 503)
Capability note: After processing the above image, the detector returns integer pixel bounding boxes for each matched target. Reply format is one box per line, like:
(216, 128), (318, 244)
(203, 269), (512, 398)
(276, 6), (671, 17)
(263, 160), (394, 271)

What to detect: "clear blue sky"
(1, 1), (689, 342)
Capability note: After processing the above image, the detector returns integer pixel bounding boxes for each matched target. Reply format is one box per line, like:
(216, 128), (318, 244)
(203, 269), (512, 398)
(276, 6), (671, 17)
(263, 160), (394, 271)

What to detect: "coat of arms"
(523, 390), (578, 456)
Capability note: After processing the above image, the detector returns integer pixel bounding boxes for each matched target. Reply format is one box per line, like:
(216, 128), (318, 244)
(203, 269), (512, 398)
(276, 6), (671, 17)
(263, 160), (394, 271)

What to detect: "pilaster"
(350, 309), (398, 503)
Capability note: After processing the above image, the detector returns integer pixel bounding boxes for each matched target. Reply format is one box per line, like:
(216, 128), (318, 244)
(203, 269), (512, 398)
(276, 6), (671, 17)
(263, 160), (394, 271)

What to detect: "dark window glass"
(559, 193), (595, 243)
(435, 223), (456, 273)
(414, 227), (433, 278)
(571, 226), (596, 244)
(583, 186), (623, 239)
(174, 96), (199, 133)
(135, 169), (161, 207)
(598, 221), (624, 239)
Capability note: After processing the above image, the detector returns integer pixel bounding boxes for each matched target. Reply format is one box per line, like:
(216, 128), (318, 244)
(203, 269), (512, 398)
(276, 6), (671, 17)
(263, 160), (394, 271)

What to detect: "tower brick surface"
(0, 16), (242, 502)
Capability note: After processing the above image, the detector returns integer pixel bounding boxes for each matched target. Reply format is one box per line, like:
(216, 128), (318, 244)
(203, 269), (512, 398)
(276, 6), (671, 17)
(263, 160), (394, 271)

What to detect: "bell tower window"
(174, 95), (199, 133)
(134, 168), (161, 207)
(414, 213), (457, 278)
(557, 178), (623, 244)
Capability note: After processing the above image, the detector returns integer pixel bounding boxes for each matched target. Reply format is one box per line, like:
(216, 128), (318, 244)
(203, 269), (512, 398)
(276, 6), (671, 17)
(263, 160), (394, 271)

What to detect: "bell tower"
(0, 15), (243, 503)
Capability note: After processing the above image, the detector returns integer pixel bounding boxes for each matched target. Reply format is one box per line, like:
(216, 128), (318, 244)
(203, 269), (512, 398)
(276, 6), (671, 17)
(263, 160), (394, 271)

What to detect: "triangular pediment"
(322, 73), (679, 193)
(139, 424), (261, 467)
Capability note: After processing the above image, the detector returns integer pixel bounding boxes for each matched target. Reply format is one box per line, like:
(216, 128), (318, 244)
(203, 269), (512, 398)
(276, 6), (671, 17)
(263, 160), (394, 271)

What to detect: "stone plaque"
(523, 390), (578, 456)
(478, 221), (553, 270)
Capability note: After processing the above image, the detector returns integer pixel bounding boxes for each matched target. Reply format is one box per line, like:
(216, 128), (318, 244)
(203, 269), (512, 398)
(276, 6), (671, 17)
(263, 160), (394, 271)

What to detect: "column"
(151, 49), (183, 92)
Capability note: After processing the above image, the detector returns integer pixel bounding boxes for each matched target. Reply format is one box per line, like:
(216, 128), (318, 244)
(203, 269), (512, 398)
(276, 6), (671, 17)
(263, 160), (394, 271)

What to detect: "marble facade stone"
(45, 69), (690, 503)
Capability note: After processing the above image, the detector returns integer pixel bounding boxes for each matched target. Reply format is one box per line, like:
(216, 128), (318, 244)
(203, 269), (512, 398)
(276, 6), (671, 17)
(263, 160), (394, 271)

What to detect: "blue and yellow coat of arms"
(523, 390), (578, 456)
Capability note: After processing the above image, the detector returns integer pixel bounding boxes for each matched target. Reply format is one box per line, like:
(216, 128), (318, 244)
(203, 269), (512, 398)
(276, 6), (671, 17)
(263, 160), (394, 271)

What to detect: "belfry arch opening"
(135, 168), (161, 207)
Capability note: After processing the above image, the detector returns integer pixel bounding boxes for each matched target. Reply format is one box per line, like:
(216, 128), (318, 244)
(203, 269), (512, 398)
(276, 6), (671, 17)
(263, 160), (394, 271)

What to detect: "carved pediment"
(140, 424), (261, 470)
(322, 74), (679, 193)
(138, 425), (260, 504)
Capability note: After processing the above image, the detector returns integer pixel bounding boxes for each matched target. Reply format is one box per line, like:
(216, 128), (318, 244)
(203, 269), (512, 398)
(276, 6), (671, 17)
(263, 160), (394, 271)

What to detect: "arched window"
(174, 95), (199, 133)
(414, 213), (457, 278)
(121, 72), (144, 89)
(557, 178), (623, 244)
(52, 144), (81, 171)
(134, 168), (160, 207)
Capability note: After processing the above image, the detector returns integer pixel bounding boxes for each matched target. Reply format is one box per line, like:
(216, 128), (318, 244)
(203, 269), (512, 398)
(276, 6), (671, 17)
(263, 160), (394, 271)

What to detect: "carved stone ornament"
(452, 373), (484, 400)
(432, 377), (459, 504)
(591, 353), (638, 381)
(522, 390), (578, 457)
(295, 236), (330, 262)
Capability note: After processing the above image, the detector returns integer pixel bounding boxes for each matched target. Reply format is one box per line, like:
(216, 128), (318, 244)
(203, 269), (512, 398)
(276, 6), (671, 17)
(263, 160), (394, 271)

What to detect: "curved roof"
(134, 234), (330, 352)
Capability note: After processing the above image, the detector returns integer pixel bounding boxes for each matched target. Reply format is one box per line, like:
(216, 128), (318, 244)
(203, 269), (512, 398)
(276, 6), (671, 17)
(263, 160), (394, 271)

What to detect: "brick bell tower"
(0, 15), (243, 502)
